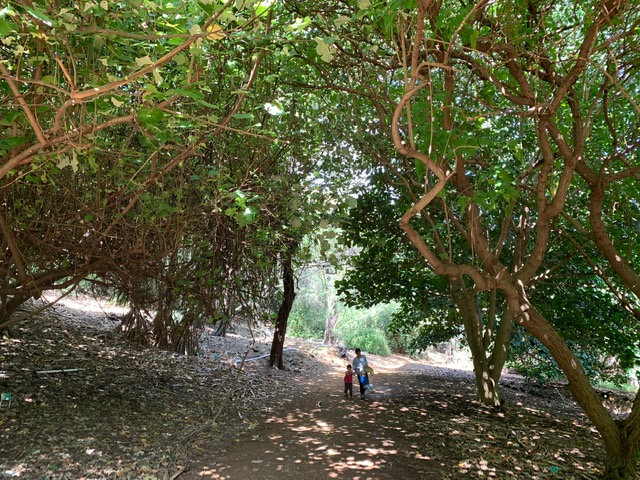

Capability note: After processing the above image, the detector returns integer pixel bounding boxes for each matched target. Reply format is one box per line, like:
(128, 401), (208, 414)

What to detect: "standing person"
(352, 348), (369, 400)
(344, 364), (354, 398)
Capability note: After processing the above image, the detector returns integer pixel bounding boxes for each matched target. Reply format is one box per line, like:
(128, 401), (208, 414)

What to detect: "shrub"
(336, 305), (392, 356)
(287, 301), (326, 339)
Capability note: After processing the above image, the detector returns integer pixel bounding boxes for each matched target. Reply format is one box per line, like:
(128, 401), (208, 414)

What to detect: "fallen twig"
(168, 466), (186, 480)
(235, 347), (301, 363)
(36, 368), (86, 374)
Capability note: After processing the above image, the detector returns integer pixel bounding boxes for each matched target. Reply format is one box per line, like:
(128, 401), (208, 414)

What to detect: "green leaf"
(22, 5), (56, 26)
(87, 153), (99, 171)
(56, 152), (79, 172)
(469, 28), (479, 49)
(135, 56), (154, 67)
(414, 158), (426, 182)
(152, 69), (163, 85)
(198, 2), (214, 16)
(242, 206), (257, 223)
(234, 190), (247, 204)
(167, 88), (203, 100)
(335, 15), (350, 27)
(0, 18), (18, 36)
(173, 53), (187, 66)
(0, 136), (27, 150)
(138, 107), (167, 126)
(315, 38), (335, 62)
(255, 1), (271, 17)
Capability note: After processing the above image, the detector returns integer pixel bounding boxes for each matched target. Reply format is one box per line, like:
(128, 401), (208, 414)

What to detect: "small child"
(344, 364), (354, 398)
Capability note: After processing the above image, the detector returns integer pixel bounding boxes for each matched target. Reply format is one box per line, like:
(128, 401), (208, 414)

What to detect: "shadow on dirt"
(183, 366), (604, 480)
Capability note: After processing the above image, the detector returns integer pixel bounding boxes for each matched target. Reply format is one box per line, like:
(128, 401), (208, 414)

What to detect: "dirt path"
(181, 368), (430, 480)
(1, 298), (618, 479)
(179, 363), (605, 480)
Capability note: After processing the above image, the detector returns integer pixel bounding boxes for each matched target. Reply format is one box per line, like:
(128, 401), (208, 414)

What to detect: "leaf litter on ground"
(0, 294), (634, 479)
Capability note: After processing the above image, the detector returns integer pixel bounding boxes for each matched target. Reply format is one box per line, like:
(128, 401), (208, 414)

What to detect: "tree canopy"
(2, 0), (640, 477)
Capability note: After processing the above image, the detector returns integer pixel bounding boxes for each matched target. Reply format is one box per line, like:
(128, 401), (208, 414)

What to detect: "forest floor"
(0, 294), (636, 479)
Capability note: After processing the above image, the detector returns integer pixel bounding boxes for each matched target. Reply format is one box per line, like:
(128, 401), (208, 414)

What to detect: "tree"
(0, 0), (328, 357)
(0, 0), (278, 329)
(337, 177), (513, 405)
(283, 0), (639, 476)
(378, 1), (640, 477)
(341, 176), (638, 389)
(269, 237), (297, 368)
(3, 0), (639, 475)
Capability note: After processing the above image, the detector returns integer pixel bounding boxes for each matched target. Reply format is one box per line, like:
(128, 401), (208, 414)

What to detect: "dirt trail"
(1, 297), (613, 479)
(181, 367), (433, 480)
(178, 362), (604, 480)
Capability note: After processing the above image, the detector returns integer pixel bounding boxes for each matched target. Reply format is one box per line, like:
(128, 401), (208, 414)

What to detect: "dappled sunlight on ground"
(2, 300), (612, 479)
(184, 365), (604, 479)
(193, 372), (444, 479)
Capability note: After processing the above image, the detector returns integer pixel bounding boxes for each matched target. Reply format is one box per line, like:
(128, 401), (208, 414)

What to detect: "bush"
(508, 329), (635, 386)
(287, 301), (326, 339)
(336, 305), (393, 356)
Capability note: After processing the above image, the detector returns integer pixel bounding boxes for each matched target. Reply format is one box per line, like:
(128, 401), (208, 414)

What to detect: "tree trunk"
(450, 281), (511, 406)
(0, 292), (47, 332)
(505, 294), (640, 479)
(269, 240), (297, 369)
(323, 314), (338, 345)
(120, 307), (151, 345)
(604, 428), (639, 480)
(323, 267), (338, 344)
(213, 289), (235, 337)
(213, 320), (228, 337)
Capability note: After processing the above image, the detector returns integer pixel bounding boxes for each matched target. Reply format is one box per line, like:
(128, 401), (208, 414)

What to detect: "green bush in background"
(287, 301), (326, 339)
(335, 304), (396, 356)
(285, 256), (405, 355)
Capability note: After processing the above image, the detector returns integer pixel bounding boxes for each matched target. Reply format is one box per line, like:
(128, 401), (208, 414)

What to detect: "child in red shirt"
(344, 364), (354, 398)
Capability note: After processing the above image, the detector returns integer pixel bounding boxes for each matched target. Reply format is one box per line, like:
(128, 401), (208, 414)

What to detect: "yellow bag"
(364, 366), (374, 375)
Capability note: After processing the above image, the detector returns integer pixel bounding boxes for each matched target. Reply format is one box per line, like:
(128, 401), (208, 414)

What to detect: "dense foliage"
(0, 0), (350, 353)
(2, 0), (640, 476)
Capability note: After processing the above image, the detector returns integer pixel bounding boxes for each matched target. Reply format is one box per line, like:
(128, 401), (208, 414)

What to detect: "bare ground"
(0, 294), (636, 479)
